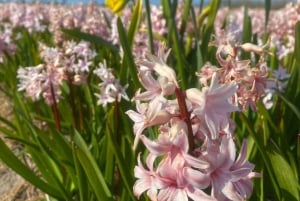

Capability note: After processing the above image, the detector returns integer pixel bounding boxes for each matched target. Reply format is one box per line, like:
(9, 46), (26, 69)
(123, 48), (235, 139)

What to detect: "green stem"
(67, 75), (78, 129)
(297, 134), (300, 172)
(50, 82), (61, 132)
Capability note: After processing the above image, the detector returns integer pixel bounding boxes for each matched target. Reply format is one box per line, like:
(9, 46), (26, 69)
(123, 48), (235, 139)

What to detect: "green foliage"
(295, 22), (300, 66)
(0, 1), (299, 201)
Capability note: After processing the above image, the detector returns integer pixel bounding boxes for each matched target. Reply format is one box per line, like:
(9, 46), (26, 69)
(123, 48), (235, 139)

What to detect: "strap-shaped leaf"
(200, 0), (220, 57)
(0, 137), (64, 199)
(117, 18), (140, 88)
(74, 130), (113, 201)
(266, 141), (300, 201)
(62, 29), (118, 52)
(264, 0), (271, 27)
(144, 0), (154, 53)
(72, 143), (89, 201)
(239, 113), (281, 200)
(106, 106), (136, 201)
(295, 21), (300, 65)
(127, 0), (142, 47)
(279, 93), (300, 121)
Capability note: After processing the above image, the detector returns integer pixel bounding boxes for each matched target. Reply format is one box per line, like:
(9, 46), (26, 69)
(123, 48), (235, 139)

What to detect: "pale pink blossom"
(134, 153), (165, 200)
(0, 24), (16, 62)
(63, 40), (96, 75)
(137, 43), (178, 88)
(126, 98), (171, 149)
(17, 64), (64, 105)
(199, 34), (270, 110)
(186, 73), (239, 139)
(140, 127), (189, 157)
(156, 154), (213, 201)
(134, 70), (176, 101)
(129, 42), (260, 201)
(203, 137), (260, 201)
(134, 151), (214, 201)
(93, 61), (129, 107)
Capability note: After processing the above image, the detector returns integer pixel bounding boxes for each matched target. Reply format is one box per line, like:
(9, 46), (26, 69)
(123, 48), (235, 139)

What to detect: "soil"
(0, 90), (44, 201)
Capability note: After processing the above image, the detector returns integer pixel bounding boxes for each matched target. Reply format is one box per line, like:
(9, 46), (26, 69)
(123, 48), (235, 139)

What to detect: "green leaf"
(298, 135), (300, 168)
(127, 0), (142, 47)
(104, 137), (115, 186)
(72, 143), (89, 201)
(62, 29), (118, 52)
(239, 113), (281, 200)
(13, 109), (71, 199)
(242, 13), (252, 44)
(106, 106), (136, 201)
(117, 18), (140, 88)
(0, 115), (17, 131)
(179, 0), (192, 37)
(144, 0), (154, 53)
(278, 93), (300, 121)
(4, 135), (40, 150)
(38, 129), (74, 169)
(200, 0), (221, 59)
(257, 101), (278, 131)
(162, 0), (188, 88)
(242, 8), (252, 59)
(0, 137), (64, 199)
(266, 140), (300, 201)
(73, 131), (113, 201)
(264, 0), (271, 27)
(295, 21), (300, 65)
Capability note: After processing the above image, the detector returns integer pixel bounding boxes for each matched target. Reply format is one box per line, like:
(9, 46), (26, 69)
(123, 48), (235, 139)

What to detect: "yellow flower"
(105, 0), (128, 14)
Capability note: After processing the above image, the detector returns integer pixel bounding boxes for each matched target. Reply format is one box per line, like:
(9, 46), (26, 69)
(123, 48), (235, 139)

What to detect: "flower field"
(0, 0), (299, 200)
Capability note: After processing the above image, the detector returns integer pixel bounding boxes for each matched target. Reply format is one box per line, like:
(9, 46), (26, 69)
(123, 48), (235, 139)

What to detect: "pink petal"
(173, 189), (188, 201)
(233, 179), (253, 199)
(187, 188), (215, 201)
(172, 131), (189, 153)
(139, 71), (160, 91)
(183, 153), (210, 169)
(140, 135), (171, 155)
(183, 167), (210, 189)
(220, 136), (236, 168)
(233, 139), (247, 167)
(186, 88), (204, 106)
(204, 112), (220, 139)
(158, 154), (177, 180)
(126, 110), (143, 123)
(133, 178), (151, 198)
(222, 181), (244, 201)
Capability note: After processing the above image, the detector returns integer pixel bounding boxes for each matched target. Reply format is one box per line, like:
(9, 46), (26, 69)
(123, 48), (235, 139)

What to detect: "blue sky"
(4, 0), (296, 5)
(63, 0), (295, 7)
